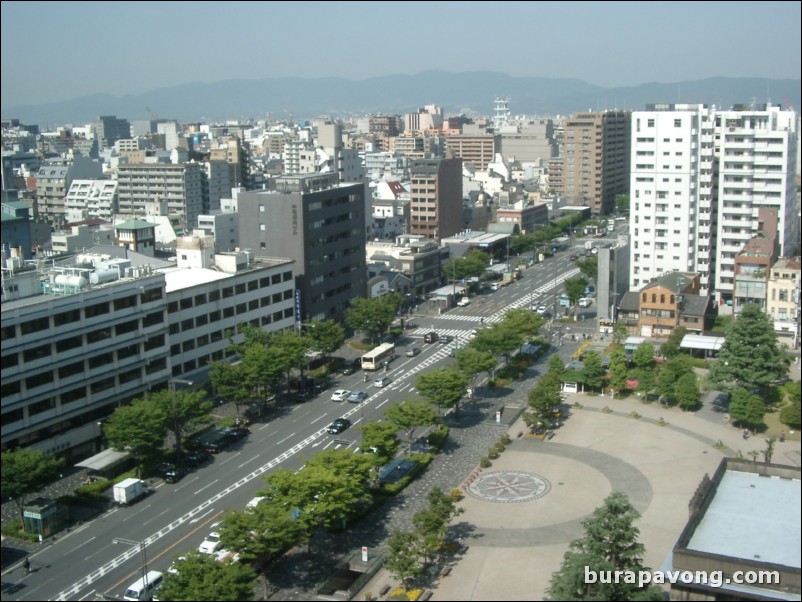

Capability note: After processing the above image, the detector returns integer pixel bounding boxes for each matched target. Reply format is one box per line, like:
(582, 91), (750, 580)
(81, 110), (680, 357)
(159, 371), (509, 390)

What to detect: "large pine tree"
(547, 492), (663, 601)
(709, 304), (790, 393)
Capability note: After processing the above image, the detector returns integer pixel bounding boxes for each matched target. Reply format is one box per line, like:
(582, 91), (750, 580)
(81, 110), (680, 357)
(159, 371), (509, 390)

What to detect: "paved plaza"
(357, 385), (802, 601)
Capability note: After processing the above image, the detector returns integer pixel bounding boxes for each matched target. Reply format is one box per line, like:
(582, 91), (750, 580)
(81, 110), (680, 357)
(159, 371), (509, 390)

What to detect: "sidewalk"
(355, 386), (802, 601)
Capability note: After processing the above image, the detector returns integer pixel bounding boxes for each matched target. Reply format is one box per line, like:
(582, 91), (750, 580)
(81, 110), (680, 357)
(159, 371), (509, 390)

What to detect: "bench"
(379, 584), (391, 596)
(420, 591), (433, 601)
(441, 566), (452, 577)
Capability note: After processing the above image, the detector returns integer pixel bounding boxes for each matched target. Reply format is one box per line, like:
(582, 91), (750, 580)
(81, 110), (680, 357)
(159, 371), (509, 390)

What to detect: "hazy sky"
(2, 1), (800, 109)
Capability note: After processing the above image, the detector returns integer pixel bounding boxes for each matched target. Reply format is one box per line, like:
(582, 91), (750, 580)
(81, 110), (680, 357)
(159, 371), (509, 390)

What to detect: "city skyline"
(2, 1), (800, 111)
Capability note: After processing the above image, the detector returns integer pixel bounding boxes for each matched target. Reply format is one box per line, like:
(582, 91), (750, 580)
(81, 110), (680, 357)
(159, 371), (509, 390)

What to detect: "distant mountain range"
(4, 70), (800, 126)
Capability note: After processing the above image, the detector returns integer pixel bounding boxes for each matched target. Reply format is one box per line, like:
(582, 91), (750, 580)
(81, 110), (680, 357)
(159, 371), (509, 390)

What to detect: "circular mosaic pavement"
(467, 470), (551, 503)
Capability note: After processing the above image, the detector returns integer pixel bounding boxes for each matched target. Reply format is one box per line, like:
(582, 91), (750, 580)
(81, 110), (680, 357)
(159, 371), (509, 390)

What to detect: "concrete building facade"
(116, 162), (205, 232)
(408, 157), (463, 243)
(629, 105), (717, 293)
(714, 105), (798, 302)
(237, 173), (366, 323)
(560, 110), (630, 215)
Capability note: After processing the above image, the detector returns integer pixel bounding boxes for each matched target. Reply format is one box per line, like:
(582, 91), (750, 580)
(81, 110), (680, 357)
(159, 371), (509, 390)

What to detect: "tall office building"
(629, 105), (717, 293)
(408, 157), (463, 243)
(714, 105), (798, 302)
(560, 111), (630, 215)
(93, 115), (131, 149)
(237, 173), (366, 323)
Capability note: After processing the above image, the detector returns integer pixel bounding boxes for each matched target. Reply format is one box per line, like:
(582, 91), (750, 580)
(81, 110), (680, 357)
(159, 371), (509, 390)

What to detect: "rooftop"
(686, 469), (800, 568)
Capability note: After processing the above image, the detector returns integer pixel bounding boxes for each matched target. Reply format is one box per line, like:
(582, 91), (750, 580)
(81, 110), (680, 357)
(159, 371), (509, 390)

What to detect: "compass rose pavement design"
(467, 471), (551, 503)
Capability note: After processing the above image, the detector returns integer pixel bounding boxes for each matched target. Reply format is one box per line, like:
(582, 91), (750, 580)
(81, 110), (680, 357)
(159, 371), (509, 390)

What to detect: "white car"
(331, 389), (351, 402)
(198, 523), (222, 554)
(578, 298), (592, 308)
(457, 297), (470, 306)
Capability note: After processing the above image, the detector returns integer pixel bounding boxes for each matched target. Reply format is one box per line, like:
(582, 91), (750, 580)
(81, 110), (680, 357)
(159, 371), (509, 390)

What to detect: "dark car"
(439, 335), (454, 344)
(287, 390), (312, 403)
(340, 359), (360, 375)
(184, 449), (211, 467)
(423, 331), (439, 343)
(326, 418), (352, 434)
(155, 462), (184, 483)
(223, 426), (250, 443)
(569, 254), (578, 261)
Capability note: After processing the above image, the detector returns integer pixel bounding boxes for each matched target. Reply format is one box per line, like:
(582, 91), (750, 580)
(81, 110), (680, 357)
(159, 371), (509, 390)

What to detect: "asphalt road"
(2, 239), (610, 602)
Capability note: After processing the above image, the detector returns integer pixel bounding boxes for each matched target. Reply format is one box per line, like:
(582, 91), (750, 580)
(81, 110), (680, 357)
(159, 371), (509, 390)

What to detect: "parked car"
(155, 463), (182, 483)
(331, 389), (351, 402)
(424, 331), (439, 343)
(223, 426), (250, 443)
(327, 418), (352, 434)
(405, 347), (421, 357)
(346, 390), (368, 403)
(184, 449), (211, 467)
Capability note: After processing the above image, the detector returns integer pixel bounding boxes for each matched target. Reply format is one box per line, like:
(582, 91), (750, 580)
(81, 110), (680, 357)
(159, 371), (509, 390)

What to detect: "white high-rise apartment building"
(629, 104), (717, 293)
(714, 106), (798, 301)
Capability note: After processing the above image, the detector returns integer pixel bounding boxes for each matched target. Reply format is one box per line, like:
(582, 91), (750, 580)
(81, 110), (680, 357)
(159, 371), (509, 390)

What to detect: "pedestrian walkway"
(354, 386), (802, 601)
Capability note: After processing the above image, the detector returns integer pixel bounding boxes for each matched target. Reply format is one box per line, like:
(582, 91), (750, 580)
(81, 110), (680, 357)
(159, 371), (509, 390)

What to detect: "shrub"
(479, 456), (492, 468)
(449, 488), (464, 502)
(500, 434), (512, 445)
(426, 425), (450, 450)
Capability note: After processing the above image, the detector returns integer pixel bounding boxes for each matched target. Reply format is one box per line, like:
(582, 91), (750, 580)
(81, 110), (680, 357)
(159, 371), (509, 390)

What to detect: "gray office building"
(238, 173), (366, 323)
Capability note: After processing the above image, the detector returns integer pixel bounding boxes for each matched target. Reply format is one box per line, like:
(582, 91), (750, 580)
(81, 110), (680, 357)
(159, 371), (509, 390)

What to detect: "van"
(123, 570), (163, 601)
(559, 294), (571, 308)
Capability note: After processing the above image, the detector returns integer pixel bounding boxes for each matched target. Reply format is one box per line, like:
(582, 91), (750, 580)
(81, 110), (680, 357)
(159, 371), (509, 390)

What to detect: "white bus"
(361, 342), (396, 371)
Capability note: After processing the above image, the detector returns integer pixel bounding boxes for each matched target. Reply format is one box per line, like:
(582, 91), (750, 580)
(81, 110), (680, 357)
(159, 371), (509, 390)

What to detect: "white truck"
(113, 478), (150, 506)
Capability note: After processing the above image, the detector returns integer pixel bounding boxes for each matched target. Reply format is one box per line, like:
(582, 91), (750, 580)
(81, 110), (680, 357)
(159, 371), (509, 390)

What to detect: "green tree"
(385, 399), (441, 448)
(729, 387), (766, 432)
(708, 304), (790, 393)
(158, 551), (256, 601)
(526, 368), (563, 426)
(454, 346), (497, 389)
(210, 360), (251, 420)
(564, 276), (589, 307)
(218, 503), (305, 596)
(412, 487), (464, 563)
(612, 322), (628, 345)
(150, 388), (213, 472)
(500, 308), (543, 340)
(305, 319), (345, 357)
(576, 256), (598, 281)
(345, 293), (402, 342)
(659, 326), (687, 359)
(470, 324), (523, 376)
(270, 329), (313, 387)
(104, 399), (167, 473)
(780, 399), (801, 428)
(444, 249), (491, 281)
(262, 451), (373, 537)
(386, 530), (423, 591)
(614, 193), (629, 214)
(416, 368), (469, 416)
(582, 351), (604, 391)
(547, 492), (663, 601)
(632, 343), (655, 371)
(358, 421), (401, 464)
(674, 373), (701, 411)
(656, 354), (693, 400)
(1, 448), (64, 525)
(608, 350), (628, 395)
(240, 342), (286, 402)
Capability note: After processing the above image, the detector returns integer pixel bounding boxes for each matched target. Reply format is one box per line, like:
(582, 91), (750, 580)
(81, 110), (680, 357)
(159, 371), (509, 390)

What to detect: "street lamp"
(113, 538), (150, 600)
